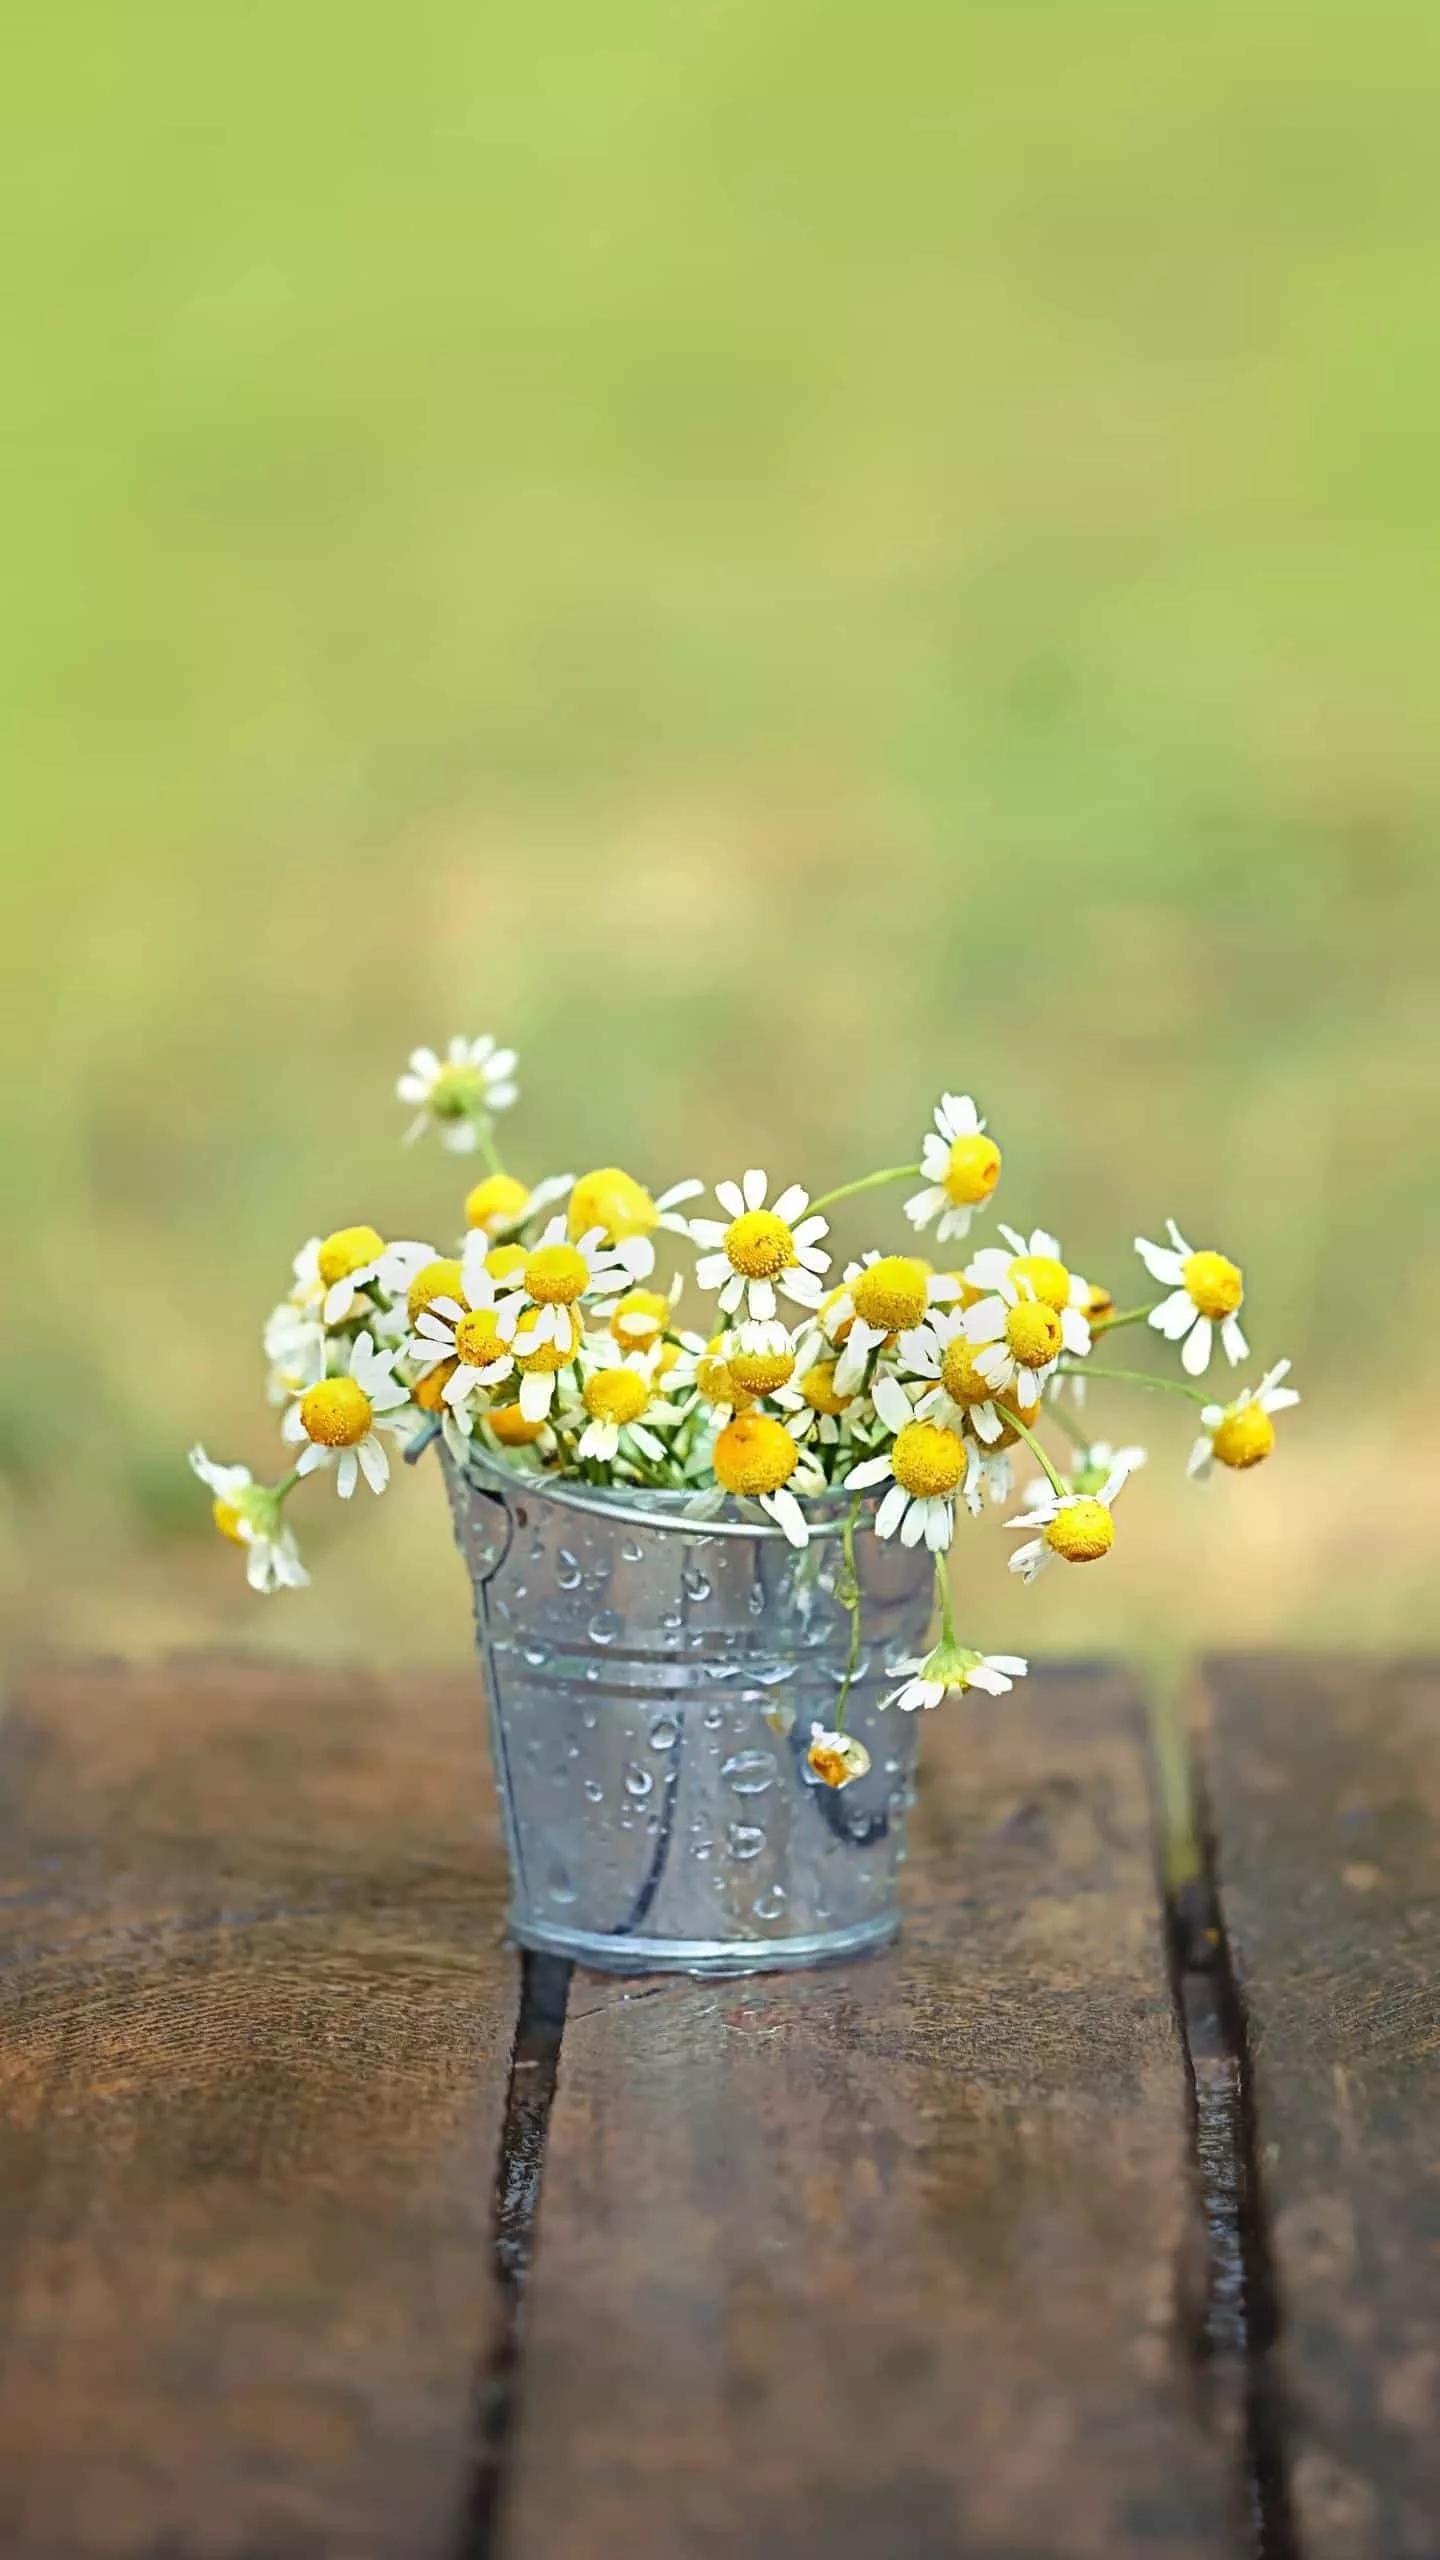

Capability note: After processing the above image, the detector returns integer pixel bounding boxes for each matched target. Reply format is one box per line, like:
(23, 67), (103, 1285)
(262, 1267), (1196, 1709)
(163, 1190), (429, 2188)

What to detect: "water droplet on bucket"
(752, 1886), (786, 1920)
(521, 1642), (550, 1669)
(721, 1748), (777, 1795)
(702, 1705), (725, 1730)
(588, 1609), (622, 1646)
(546, 1862), (577, 1905)
(556, 1548), (582, 1590)
(624, 1762), (654, 1799)
(620, 1535), (644, 1564)
(726, 1822), (765, 1860)
(648, 1712), (679, 1750)
(583, 1778), (604, 1803)
(681, 1567), (712, 1603)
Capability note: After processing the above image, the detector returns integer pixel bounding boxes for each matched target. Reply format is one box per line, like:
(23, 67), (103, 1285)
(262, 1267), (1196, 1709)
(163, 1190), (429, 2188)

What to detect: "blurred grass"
(2, 0), (1438, 1667)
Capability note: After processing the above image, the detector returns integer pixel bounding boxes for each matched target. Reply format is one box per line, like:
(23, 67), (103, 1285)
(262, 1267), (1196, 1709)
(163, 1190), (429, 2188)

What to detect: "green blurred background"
(4, 1), (1437, 1670)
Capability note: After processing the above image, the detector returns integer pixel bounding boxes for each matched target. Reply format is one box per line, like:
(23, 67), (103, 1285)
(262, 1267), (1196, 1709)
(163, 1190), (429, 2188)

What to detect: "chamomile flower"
(568, 1343), (679, 1466)
(688, 1171), (830, 1322)
(1188, 1361), (1299, 1481)
(823, 1254), (959, 1394)
(288, 1227), (392, 1327)
(775, 1341), (862, 1447)
(281, 1332), (415, 1498)
(805, 1723), (872, 1787)
(1006, 1454), (1135, 1583)
(966, 1227), (1092, 1332)
(896, 1305), (1010, 1445)
(398, 1034), (519, 1151)
(493, 1216), (641, 1359)
(1135, 1219), (1248, 1375)
(883, 1642), (1028, 1712)
(464, 1171), (573, 1238)
(189, 1447), (309, 1592)
(567, 1168), (705, 1278)
(608, 1275), (684, 1351)
(959, 1273), (1078, 1412)
(845, 1373), (969, 1552)
(406, 1237), (516, 1420)
(709, 1410), (818, 1546)
(905, 1094), (1002, 1244)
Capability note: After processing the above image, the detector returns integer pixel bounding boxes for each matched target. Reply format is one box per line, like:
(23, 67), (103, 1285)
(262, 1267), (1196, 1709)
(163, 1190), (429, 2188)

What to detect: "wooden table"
(0, 1656), (1433, 2559)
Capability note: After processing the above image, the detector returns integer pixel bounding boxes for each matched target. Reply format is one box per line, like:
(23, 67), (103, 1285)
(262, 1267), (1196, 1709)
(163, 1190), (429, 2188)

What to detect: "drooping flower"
(688, 1171), (830, 1322)
(1006, 1454), (1136, 1582)
(905, 1095), (1002, 1245)
(189, 1447), (309, 1591)
(281, 1332), (415, 1498)
(1135, 1218), (1248, 1375)
(1188, 1361), (1299, 1481)
(883, 1641), (1028, 1712)
(805, 1723), (872, 1788)
(845, 1373), (969, 1551)
(398, 1034), (519, 1151)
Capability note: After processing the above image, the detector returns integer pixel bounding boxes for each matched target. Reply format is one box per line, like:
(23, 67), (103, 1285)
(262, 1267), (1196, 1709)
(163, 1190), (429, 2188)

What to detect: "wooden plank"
(1202, 1653), (1440, 2560)
(501, 1665), (1230, 2560)
(0, 1657), (515, 2560)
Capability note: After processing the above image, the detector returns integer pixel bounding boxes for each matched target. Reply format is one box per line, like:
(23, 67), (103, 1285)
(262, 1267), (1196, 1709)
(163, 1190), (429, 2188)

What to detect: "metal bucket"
(444, 1448), (935, 1975)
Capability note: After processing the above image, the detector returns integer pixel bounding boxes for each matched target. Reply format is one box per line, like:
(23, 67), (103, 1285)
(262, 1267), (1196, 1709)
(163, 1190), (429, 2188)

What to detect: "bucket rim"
(441, 1439), (873, 1544)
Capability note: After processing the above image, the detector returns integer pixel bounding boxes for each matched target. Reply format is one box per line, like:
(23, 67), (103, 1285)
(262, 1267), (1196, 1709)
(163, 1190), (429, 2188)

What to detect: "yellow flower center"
(489, 1401), (548, 1446)
(524, 1242), (590, 1304)
(1184, 1250), (1244, 1320)
(940, 1335), (995, 1407)
(727, 1343), (797, 1397)
(584, 1369), (650, 1427)
(1212, 1403), (1275, 1469)
(1045, 1498), (1114, 1563)
(1086, 1282), (1115, 1323)
(801, 1359), (851, 1417)
(569, 1166), (658, 1243)
(407, 1257), (464, 1325)
(413, 1358), (458, 1415)
(299, 1376), (373, 1447)
(211, 1496), (248, 1546)
(696, 1341), (745, 1407)
(464, 1173), (532, 1235)
(713, 1412), (800, 1497)
(317, 1225), (384, 1289)
(1008, 1253), (1071, 1313)
(724, 1209), (795, 1280)
(806, 1731), (871, 1789)
(945, 1134), (1002, 1206)
(515, 1332), (575, 1375)
(454, 1309), (508, 1368)
(851, 1255), (929, 1334)
(486, 1242), (529, 1281)
(1005, 1300), (1064, 1367)
(891, 1419), (966, 1499)
(610, 1287), (670, 1345)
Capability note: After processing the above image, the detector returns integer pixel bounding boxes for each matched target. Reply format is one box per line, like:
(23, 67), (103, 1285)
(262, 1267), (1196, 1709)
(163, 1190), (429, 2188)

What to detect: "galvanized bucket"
(444, 1448), (935, 1975)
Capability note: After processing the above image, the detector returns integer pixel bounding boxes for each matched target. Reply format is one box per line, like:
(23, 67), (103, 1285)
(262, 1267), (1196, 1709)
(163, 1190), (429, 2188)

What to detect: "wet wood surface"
(1202, 1654), (1440, 2560)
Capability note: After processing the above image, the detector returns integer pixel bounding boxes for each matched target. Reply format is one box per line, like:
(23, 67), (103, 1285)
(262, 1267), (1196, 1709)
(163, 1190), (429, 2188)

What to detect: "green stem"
(1060, 1360), (1210, 1405)
(934, 1549), (958, 1649)
(830, 1495), (865, 1731)
(271, 1467), (302, 1502)
(1092, 1300), (1160, 1332)
(807, 1163), (922, 1217)
(1006, 1411), (1068, 1496)
(476, 1116), (506, 1177)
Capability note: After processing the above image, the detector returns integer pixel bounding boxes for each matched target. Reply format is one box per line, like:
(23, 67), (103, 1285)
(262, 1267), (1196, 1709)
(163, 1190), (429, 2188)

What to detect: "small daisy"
(805, 1723), (872, 1788)
(189, 1447), (309, 1592)
(959, 1269), (1086, 1413)
(566, 1167), (706, 1279)
(407, 1237), (517, 1418)
(775, 1339), (864, 1448)
(398, 1034), (519, 1151)
(896, 1305), (1010, 1445)
(1135, 1218), (1248, 1375)
(905, 1094), (1003, 1244)
(464, 1171), (574, 1239)
(568, 1341), (680, 1466)
(966, 1226), (1092, 1331)
(708, 1409), (820, 1546)
(1188, 1361), (1299, 1481)
(1006, 1454), (1135, 1583)
(493, 1215), (642, 1359)
(883, 1644), (1028, 1712)
(845, 1373), (969, 1551)
(688, 1171), (830, 1322)
(607, 1274), (684, 1351)
(822, 1254), (959, 1395)
(281, 1332), (415, 1498)
(288, 1226), (391, 1327)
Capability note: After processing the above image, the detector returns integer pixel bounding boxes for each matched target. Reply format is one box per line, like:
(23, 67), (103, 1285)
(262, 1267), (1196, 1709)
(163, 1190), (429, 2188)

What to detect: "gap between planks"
(461, 1712), (1305, 2560)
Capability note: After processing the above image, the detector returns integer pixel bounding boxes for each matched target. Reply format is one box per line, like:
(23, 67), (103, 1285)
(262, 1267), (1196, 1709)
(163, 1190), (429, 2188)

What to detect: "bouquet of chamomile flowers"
(193, 1031), (1299, 1775)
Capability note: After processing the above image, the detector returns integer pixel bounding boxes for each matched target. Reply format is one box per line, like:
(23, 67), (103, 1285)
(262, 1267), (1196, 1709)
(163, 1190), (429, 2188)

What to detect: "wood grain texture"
(1202, 1654), (1440, 2560)
(501, 1665), (1229, 2560)
(0, 1657), (514, 2560)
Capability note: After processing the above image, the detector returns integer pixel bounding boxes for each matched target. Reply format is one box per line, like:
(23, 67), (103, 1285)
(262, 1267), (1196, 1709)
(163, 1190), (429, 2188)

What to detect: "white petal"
(336, 1451), (359, 1499)
(1151, 1290), (1197, 1342)
(742, 1168), (768, 1210)
(1181, 1317), (1213, 1376)
(872, 1372), (913, 1433)
(1221, 1315), (1248, 1365)
(772, 1183), (808, 1225)
(875, 1483), (910, 1539)
(749, 1277), (777, 1321)
(846, 1456), (894, 1490)
(1135, 1237), (1186, 1286)
(714, 1183), (746, 1219)
(356, 1435), (389, 1493)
